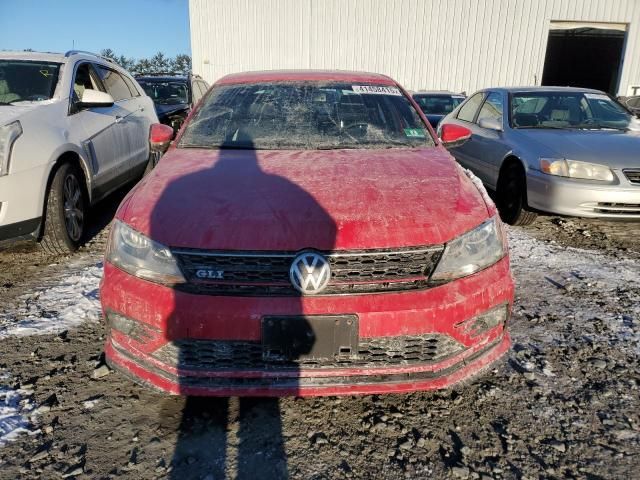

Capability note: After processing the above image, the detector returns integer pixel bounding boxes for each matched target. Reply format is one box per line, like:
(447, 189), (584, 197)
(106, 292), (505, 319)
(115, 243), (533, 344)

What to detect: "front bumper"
(527, 169), (640, 219)
(0, 164), (50, 245)
(100, 256), (514, 397)
(0, 216), (41, 247)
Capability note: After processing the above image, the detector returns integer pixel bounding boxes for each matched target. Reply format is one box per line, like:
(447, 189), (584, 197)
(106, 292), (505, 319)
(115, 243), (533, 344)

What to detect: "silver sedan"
(439, 86), (640, 225)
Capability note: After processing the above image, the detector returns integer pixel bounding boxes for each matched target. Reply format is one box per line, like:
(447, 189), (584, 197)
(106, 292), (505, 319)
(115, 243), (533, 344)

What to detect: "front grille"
(152, 334), (464, 370)
(173, 246), (444, 296)
(623, 169), (640, 185)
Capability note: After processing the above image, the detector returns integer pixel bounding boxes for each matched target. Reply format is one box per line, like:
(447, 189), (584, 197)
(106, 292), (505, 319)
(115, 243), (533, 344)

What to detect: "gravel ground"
(0, 208), (638, 480)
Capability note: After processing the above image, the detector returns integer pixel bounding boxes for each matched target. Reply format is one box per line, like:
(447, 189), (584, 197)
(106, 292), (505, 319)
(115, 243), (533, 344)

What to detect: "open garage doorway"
(542, 22), (627, 94)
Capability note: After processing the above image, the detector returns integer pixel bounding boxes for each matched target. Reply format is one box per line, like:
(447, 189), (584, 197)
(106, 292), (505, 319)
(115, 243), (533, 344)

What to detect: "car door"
(93, 64), (149, 175)
(468, 91), (511, 189)
(443, 92), (485, 173)
(66, 61), (122, 190)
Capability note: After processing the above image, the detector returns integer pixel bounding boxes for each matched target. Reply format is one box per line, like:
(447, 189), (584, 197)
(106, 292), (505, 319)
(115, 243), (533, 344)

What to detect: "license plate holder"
(262, 315), (359, 361)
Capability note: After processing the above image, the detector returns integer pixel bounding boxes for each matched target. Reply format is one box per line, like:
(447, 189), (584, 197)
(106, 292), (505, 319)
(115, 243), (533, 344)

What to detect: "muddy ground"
(0, 201), (638, 479)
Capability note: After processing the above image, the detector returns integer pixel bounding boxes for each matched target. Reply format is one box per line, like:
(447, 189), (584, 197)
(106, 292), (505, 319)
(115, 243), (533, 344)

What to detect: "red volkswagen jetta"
(100, 70), (514, 396)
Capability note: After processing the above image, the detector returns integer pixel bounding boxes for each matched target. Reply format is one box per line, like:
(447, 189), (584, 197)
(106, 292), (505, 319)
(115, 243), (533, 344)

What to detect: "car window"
(476, 92), (503, 124)
(510, 92), (633, 130)
(413, 95), (464, 115)
(121, 74), (141, 97)
(457, 93), (484, 122)
(71, 62), (103, 103)
(139, 80), (189, 105)
(94, 65), (133, 102)
(589, 95), (630, 123)
(512, 97), (547, 114)
(0, 60), (61, 104)
(180, 81), (435, 150)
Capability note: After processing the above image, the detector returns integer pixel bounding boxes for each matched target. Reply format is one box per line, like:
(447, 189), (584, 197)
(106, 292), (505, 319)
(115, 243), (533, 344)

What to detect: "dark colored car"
(413, 91), (466, 128)
(136, 74), (210, 136)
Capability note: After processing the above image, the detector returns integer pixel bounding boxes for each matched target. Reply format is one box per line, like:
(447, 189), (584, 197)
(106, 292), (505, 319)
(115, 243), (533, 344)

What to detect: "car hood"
(154, 103), (189, 119)
(120, 147), (491, 251)
(517, 129), (640, 169)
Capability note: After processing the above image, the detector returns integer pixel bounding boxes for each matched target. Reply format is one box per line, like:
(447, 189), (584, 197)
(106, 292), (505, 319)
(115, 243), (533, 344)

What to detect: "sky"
(0, 0), (191, 59)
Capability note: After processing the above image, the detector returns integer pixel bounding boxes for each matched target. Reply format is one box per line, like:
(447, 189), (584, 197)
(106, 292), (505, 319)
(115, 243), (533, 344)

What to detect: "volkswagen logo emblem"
(289, 252), (331, 295)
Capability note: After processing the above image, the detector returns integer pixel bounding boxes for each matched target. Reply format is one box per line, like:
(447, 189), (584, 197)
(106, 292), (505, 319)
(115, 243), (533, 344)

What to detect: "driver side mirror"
(478, 117), (503, 131)
(439, 123), (472, 148)
(149, 123), (174, 153)
(78, 89), (115, 109)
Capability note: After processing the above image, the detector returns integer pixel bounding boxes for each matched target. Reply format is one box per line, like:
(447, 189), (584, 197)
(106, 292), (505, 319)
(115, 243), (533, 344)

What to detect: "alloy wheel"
(63, 173), (84, 242)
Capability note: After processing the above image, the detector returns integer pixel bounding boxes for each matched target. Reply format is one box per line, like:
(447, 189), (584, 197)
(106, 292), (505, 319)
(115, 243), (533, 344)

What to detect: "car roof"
(0, 50), (67, 63)
(217, 70), (397, 86)
(486, 86), (606, 94)
(0, 50), (125, 68)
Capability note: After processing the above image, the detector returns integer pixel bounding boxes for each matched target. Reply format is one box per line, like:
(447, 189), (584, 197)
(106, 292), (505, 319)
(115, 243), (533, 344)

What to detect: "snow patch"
(0, 374), (38, 447)
(508, 227), (640, 351)
(0, 263), (103, 338)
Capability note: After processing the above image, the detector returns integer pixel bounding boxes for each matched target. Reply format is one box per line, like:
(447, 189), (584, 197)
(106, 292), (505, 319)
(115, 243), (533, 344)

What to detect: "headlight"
(106, 220), (185, 284)
(0, 121), (23, 177)
(539, 158), (614, 182)
(430, 217), (505, 282)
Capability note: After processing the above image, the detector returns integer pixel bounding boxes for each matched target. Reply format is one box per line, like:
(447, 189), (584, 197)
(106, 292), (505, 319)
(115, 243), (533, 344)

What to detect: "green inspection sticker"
(404, 128), (426, 138)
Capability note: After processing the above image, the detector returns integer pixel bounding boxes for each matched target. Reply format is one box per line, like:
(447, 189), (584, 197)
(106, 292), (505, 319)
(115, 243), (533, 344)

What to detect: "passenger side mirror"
(478, 117), (503, 131)
(78, 89), (114, 108)
(439, 124), (472, 148)
(149, 123), (174, 153)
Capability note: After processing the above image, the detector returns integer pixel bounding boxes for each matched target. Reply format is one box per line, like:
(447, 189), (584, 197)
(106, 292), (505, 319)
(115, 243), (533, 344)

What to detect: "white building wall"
(189, 0), (640, 95)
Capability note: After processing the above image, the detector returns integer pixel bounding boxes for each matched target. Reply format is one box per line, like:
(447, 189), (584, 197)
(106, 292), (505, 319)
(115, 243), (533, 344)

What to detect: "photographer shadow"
(149, 138), (337, 479)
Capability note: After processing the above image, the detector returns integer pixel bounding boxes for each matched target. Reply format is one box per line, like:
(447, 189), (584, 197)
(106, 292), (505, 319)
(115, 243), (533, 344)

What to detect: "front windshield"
(179, 81), (433, 150)
(138, 80), (189, 105)
(0, 60), (61, 104)
(414, 95), (464, 115)
(510, 92), (633, 130)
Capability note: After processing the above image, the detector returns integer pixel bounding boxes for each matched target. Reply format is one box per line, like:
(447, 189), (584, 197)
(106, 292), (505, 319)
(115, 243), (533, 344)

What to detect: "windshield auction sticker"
(404, 128), (426, 138)
(352, 85), (402, 96)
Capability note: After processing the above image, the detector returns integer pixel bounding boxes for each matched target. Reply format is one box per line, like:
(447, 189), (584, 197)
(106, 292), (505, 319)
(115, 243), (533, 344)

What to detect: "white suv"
(0, 50), (160, 254)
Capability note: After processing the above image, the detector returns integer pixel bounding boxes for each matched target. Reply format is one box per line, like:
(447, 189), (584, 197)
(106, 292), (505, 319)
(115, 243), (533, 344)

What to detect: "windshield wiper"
(179, 143), (258, 150)
(517, 125), (572, 130)
(316, 145), (362, 150)
(575, 123), (627, 131)
(178, 143), (212, 149)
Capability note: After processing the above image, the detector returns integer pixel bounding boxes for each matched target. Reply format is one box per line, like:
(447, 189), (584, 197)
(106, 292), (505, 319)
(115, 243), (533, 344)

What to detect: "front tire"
(497, 164), (537, 226)
(40, 163), (87, 255)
